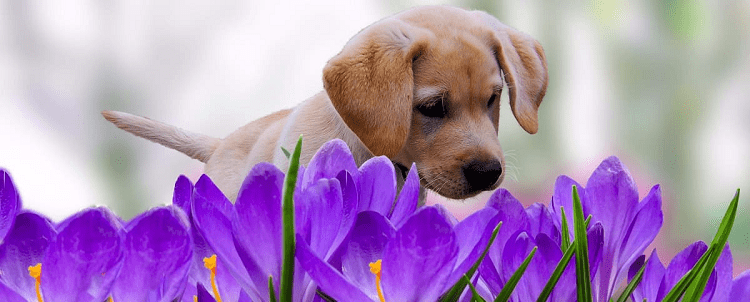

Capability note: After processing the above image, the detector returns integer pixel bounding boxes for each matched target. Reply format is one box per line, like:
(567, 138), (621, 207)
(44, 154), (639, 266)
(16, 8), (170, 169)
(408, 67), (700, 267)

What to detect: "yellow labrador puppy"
(103, 6), (548, 202)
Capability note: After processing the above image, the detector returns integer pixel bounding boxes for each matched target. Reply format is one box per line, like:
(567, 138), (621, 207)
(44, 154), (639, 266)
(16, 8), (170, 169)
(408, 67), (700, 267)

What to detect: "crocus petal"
(389, 163), (419, 229)
(0, 211), (55, 301)
(330, 170), (358, 260)
(500, 230), (538, 301)
(381, 206), (458, 301)
(526, 202), (560, 245)
(629, 250), (664, 302)
(0, 169), (21, 243)
(619, 185), (662, 274)
(0, 282), (24, 302)
(356, 156), (397, 216)
(232, 163), (284, 295)
(296, 177), (343, 260)
(172, 175), (194, 215)
(448, 207), (500, 288)
(192, 175), (261, 301)
(587, 222), (605, 281)
(340, 211), (396, 300)
(710, 244), (733, 302)
(730, 270), (750, 299)
(41, 207), (124, 302)
(296, 234), (375, 302)
(300, 139), (359, 191)
(112, 206), (192, 302)
(484, 189), (529, 276)
(585, 157), (640, 300)
(550, 175), (584, 239)
(657, 241), (708, 301)
(196, 283), (217, 302)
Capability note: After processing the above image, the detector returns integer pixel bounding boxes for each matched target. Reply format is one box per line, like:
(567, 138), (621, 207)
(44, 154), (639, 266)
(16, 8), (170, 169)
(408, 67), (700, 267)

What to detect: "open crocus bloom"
(190, 139), (421, 302)
(551, 156), (663, 300)
(477, 189), (604, 301)
(110, 206), (193, 302)
(296, 205), (500, 302)
(40, 207), (125, 302)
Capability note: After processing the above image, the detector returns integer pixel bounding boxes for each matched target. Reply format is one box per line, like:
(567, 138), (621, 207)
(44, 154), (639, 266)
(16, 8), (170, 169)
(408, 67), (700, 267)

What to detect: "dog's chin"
(427, 174), (504, 201)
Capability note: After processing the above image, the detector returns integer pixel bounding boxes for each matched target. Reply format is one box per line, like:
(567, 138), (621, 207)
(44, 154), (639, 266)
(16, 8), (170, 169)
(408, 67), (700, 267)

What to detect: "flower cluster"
(0, 139), (748, 302)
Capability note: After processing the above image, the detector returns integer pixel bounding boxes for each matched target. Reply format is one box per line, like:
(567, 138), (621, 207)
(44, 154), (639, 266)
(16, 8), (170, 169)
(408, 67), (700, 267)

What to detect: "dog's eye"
(487, 94), (497, 108)
(416, 98), (447, 118)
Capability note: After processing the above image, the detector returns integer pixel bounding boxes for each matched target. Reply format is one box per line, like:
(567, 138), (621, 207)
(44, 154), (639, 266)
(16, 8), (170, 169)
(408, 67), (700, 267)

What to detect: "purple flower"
(40, 207), (125, 302)
(190, 139), (420, 301)
(296, 205), (500, 301)
(478, 189), (604, 301)
(0, 169), (22, 245)
(110, 206), (193, 302)
(628, 242), (733, 302)
(551, 156), (663, 300)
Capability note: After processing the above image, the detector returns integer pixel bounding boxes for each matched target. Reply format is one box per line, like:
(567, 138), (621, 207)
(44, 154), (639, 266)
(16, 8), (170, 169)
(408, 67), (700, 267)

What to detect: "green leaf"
(280, 146), (291, 159)
(465, 275), (488, 302)
(560, 206), (571, 251)
(537, 242), (575, 302)
(440, 221), (503, 302)
(494, 247), (538, 302)
(615, 257), (648, 302)
(683, 189), (740, 301)
(572, 185), (592, 302)
(269, 275), (278, 302)
(280, 135), (303, 302)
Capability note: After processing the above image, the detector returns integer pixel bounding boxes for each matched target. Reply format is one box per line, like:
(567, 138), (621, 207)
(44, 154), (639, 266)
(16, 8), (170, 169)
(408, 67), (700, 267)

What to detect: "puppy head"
(323, 6), (548, 199)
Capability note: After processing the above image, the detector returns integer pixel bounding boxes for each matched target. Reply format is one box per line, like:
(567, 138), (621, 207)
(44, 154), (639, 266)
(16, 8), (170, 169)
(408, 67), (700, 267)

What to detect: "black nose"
(462, 159), (503, 192)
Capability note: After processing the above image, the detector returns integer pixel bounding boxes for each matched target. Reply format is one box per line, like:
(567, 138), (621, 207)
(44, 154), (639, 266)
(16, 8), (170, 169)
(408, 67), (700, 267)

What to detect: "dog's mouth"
(392, 160), (504, 200)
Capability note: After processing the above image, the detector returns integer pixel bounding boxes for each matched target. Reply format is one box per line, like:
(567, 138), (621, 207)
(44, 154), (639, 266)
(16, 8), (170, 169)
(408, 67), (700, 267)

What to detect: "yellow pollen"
(369, 260), (386, 302)
(28, 263), (43, 302)
(203, 254), (223, 302)
(108, 298), (113, 302)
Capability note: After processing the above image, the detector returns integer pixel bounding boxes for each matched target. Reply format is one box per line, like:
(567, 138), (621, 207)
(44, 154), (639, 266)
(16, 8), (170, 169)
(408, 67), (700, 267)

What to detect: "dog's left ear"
(479, 12), (549, 134)
(323, 18), (430, 158)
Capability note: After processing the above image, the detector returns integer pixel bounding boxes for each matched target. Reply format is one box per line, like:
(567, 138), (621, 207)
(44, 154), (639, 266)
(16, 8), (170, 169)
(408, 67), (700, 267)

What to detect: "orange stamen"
(369, 259), (386, 302)
(28, 263), (43, 302)
(203, 254), (223, 302)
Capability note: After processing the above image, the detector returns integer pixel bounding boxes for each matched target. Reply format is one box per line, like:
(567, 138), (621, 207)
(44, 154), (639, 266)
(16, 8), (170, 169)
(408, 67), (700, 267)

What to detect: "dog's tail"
(101, 110), (220, 163)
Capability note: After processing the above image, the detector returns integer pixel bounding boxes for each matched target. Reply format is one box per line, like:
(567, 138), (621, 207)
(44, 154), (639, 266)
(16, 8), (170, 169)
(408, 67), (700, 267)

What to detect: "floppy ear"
(480, 13), (548, 134)
(323, 18), (430, 157)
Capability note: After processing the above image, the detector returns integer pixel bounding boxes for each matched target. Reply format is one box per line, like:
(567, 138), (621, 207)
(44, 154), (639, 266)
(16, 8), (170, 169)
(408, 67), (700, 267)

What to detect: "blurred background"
(1, 0), (748, 274)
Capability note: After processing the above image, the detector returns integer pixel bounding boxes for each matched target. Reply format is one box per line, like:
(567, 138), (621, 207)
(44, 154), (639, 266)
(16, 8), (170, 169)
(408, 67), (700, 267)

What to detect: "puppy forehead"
(414, 38), (502, 96)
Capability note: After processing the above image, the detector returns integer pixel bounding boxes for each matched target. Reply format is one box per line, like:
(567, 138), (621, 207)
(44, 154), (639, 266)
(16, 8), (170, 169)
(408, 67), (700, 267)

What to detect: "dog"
(102, 5), (548, 202)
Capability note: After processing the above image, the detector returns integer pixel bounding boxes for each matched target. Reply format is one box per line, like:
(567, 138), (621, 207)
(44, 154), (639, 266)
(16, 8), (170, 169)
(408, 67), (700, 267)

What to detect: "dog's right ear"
(323, 19), (430, 158)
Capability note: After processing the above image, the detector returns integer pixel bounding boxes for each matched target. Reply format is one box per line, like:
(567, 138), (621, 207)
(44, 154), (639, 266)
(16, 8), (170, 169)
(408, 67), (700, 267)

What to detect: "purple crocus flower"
(628, 242), (733, 302)
(0, 169), (22, 245)
(478, 189), (604, 301)
(551, 156), (663, 300)
(110, 206), (193, 302)
(190, 139), (420, 301)
(40, 207), (125, 302)
(296, 205), (500, 302)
